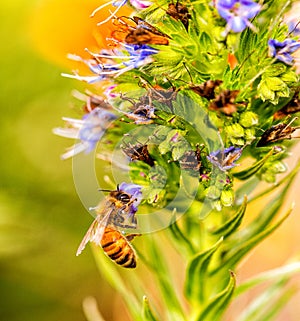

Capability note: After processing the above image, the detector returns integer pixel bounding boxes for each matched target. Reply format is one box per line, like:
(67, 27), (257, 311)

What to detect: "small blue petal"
(229, 16), (247, 32)
(268, 38), (300, 65)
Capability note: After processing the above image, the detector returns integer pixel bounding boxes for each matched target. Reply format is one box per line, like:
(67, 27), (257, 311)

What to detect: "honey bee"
(111, 16), (170, 45)
(76, 183), (142, 268)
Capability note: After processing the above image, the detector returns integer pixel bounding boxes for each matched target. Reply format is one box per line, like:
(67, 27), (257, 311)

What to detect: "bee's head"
(116, 192), (131, 204)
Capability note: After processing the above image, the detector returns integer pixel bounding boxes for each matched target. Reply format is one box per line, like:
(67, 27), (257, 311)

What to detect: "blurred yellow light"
(28, 0), (132, 68)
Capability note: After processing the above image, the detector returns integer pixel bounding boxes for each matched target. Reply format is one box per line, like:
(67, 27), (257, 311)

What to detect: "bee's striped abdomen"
(101, 227), (137, 268)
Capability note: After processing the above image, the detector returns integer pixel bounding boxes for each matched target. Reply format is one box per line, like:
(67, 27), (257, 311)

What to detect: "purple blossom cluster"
(215, 0), (261, 35)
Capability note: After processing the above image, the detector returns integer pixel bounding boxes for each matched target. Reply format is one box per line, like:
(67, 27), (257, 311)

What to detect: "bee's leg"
(126, 233), (142, 241)
(126, 198), (137, 207)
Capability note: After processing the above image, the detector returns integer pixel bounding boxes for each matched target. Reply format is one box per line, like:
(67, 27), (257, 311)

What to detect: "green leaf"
(142, 296), (159, 321)
(195, 271), (236, 321)
(235, 177), (260, 204)
(91, 245), (141, 320)
(250, 160), (300, 202)
(254, 288), (296, 321)
(233, 148), (274, 180)
(211, 196), (247, 238)
(237, 280), (295, 321)
(240, 173), (298, 239)
(264, 63), (287, 76)
(82, 296), (107, 321)
(213, 205), (293, 273)
(236, 261), (300, 296)
(140, 235), (186, 321)
(185, 237), (223, 302)
(169, 212), (196, 255)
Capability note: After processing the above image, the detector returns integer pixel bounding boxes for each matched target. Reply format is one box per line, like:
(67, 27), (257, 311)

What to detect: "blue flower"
(216, 0), (261, 35)
(268, 38), (300, 65)
(207, 146), (242, 171)
(53, 108), (117, 159)
(124, 44), (158, 69)
(62, 45), (157, 83)
(119, 182), (143, 215)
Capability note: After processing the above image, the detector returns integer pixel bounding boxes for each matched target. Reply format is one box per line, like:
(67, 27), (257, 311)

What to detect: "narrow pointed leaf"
(82, 296), (107, 321)
(250, 159), (300, 203)
(236, 261), (300, 296)
(254, 288), (296, 321)
(91, 245), (141, 321)
(195, 271), (236, 321)
(233, 148), (273, 180)
(237, 280), (294, 321)
(142, 296), (159, 321)
(211, 196), (247, 238)
(212, 206), (292, 273)
(230, 175), (297, 247)
(185, 237), (223, 301)
(169, 212), (196, 255)
(142, 235), (186, 321)
(235, 177), (260, 204)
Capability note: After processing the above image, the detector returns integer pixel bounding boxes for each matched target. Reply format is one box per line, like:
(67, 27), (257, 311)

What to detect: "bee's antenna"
(98, 188), (115, 192)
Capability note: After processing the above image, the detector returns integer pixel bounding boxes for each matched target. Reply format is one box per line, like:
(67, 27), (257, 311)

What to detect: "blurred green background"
(0, 1), (119, 320)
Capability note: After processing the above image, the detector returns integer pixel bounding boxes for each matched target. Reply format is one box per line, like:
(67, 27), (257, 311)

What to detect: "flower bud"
(244, 128), (256, 142)
(239, 111), (259, 128)
(212, 200), (222, 212)
(225, 123), (244, 138)
(205, 186), (221, 200)
(230, 137), (245, 146)
(220, 189), (235, 207)
(269, 160), (287, 174)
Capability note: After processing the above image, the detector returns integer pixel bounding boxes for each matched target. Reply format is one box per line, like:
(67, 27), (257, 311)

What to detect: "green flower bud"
(239, 111), (259, 128)
(215, 174), (229, 189)
(269, 160), (287, 174)
(205, 186), (221, 200)
(196, 183), (206, 201)
(258, 80), (275, 101)
(212, 200), (222, 212)
(244, 128), (256, 142)
(280, 70), (298, 84)
(265, 76), (286, 91)
(220, 189), (235, 207)
(230, 137), (245, 146)
(265, 63), (287, 77)
(225, 123), (244, 138)
(262, 173), (276, 183)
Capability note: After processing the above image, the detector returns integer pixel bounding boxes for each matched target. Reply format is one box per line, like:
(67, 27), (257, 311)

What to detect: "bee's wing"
(76, 209), (113, 256)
